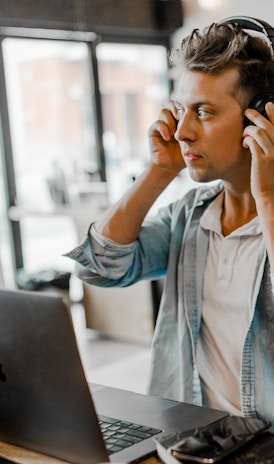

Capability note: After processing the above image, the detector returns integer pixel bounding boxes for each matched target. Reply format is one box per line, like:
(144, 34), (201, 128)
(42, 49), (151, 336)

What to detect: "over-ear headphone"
(221, 16), (274, 126)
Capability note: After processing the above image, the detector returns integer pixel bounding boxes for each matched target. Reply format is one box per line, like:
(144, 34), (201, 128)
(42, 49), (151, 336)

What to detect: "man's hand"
(243, 101), (274, 270)
(148, 100), (186, 176)
(243, 101), (274, 201)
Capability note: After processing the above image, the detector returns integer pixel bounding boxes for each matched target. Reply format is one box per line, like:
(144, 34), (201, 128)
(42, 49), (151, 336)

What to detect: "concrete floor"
(70, 303), (152, 394)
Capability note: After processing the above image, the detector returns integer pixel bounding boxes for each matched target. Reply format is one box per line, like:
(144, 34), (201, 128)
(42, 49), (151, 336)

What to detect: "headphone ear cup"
(244, 92), (274, 127)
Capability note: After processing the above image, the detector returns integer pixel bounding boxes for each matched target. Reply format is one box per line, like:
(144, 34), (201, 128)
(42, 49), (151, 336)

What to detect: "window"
(0, 35), (171, 283)
(97, 43), (169, 202)
(3, 38), (97, 274)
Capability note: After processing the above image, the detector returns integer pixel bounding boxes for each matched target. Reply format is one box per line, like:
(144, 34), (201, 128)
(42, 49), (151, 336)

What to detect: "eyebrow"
(174, 99), (219, 109)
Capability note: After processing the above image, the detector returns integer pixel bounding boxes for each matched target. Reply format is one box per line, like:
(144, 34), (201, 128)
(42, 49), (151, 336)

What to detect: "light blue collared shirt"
(66, 183), (274, 428)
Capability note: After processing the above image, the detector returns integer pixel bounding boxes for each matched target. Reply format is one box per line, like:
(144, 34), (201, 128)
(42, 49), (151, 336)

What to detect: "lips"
(184, 151), (203, 162)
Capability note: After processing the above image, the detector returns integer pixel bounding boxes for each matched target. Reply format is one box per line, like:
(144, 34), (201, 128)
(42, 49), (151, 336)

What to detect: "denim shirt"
(66, 183), (274, 427)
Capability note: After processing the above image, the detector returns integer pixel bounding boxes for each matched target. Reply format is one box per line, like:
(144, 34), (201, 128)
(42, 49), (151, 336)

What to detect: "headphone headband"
(221, 15), (274, 49)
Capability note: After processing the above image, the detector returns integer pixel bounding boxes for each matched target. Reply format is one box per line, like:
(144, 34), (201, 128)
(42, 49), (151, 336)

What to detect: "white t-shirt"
(196, 192), (263, 415)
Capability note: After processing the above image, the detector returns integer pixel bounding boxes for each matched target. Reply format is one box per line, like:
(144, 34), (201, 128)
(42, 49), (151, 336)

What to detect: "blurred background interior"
(0, 0), (273, 393)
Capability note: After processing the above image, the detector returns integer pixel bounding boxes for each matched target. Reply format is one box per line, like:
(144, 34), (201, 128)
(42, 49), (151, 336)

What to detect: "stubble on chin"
(187, 165), (218, 184)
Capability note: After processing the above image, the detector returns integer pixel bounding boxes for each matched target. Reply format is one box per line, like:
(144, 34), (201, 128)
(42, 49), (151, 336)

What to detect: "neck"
(221, 186), (257, 236)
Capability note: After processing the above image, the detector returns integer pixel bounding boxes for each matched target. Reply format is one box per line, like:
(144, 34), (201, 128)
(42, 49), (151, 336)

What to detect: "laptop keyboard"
(99, 415), (162, 455)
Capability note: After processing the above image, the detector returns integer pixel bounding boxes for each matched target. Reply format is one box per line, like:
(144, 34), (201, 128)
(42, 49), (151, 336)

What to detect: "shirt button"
(244, 384), (251, 394)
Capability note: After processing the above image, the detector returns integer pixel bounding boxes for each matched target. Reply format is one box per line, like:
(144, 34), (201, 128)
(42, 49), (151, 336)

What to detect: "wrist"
(147, 162), (182, 185)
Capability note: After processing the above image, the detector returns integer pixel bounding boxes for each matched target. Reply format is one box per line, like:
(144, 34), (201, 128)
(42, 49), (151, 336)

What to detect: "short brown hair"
(170, 22), (274, 107)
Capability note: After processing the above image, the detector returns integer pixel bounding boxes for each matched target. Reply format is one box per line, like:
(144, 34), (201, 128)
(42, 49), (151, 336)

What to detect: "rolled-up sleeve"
(65, 205), (173, 287)
(64, 223), (138, 284)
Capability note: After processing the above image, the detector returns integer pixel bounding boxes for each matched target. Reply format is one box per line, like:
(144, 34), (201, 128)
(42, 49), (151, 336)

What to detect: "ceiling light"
(197, 0), (222, 10)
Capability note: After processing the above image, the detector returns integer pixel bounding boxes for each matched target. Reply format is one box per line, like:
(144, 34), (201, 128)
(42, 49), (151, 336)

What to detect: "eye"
(176, 107), (184, 120)
(197, 108), (208, 118)
(196, 107), (210, 119)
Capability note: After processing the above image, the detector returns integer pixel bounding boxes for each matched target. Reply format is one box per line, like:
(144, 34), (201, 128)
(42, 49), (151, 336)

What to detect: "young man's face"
(174, 67), (250, 185)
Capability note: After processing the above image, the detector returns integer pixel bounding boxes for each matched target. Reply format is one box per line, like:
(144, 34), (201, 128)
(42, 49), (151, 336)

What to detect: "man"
(67, 21), (274, 425)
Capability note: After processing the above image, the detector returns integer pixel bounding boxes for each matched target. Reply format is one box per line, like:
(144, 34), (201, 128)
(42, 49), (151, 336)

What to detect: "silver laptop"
(0, 289), (228, 464)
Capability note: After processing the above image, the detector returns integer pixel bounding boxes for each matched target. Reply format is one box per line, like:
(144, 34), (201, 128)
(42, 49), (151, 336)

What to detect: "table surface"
(1, 433), (274, 464)
(0, 440), (70, 464)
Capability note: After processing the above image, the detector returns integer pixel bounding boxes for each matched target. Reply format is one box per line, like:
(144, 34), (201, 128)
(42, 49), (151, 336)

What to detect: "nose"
(174, 111), (196, 142)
